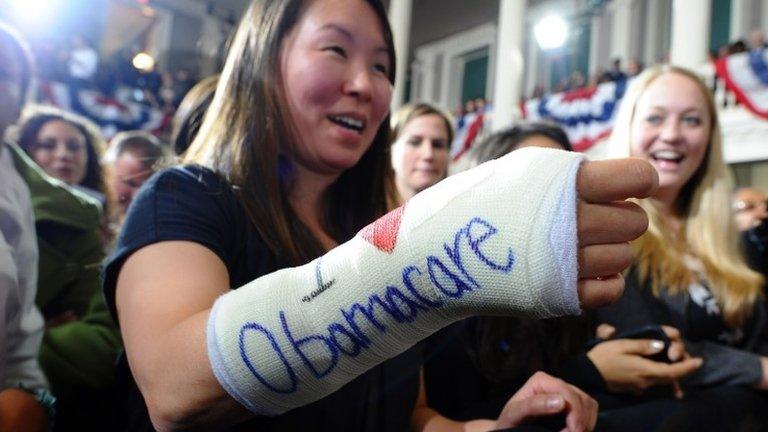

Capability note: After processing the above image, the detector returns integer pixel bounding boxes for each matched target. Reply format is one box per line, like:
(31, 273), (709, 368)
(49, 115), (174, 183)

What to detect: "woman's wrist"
(756, 357), (768, 390)
(462, 418), (498, 432)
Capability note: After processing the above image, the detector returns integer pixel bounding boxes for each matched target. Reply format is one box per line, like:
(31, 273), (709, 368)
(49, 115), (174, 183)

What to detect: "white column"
(643, 0), (662, 64)
(525, 27), (540, 98)
(146, 9), (174, 67)
(199, 16), (228, 76)
(730, 0), (750, 41)
(763, 1), (768, 35)
(589, 13), (603, 75)
(609, 0), (634, 63)
(670, 0), (711, 69)
(388, 0), (413, 112)
(492, 0), (526, 131)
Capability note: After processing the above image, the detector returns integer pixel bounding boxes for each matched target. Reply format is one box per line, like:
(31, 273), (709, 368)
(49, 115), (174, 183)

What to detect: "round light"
(132, 52), (155, 72)
(534, 15), (568, 50)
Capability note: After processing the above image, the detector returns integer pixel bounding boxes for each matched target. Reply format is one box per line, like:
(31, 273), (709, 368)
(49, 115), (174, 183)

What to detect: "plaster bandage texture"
(207, 147), (585, 416)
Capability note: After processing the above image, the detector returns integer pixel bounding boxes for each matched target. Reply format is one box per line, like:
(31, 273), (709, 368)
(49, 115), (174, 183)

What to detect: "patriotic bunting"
(522, 78), (628, 152)
(715, 49), (768, 120)
(37, 81), (169, 138)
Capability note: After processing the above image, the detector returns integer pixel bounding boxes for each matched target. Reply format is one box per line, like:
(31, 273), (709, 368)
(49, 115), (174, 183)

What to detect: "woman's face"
(393, 113), (450, 195)
(280, 0), (392, 176)
(630, 73), (711, 204)
(31, 119), (88, 185)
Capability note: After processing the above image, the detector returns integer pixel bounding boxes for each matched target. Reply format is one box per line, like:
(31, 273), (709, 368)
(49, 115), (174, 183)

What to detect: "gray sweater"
(596, 267), (767, 387)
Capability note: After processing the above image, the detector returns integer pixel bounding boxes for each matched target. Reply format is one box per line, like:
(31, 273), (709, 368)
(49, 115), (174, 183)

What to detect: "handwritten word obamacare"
(238, 217), (514, 393)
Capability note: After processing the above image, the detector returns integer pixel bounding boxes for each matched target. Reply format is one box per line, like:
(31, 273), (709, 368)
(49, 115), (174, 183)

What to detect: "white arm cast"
(207, 147), (584, 415)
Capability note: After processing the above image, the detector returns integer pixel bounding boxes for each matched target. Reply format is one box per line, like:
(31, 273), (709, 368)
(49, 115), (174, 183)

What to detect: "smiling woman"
(102, 1), (655, 431)
(598, 66), (768, 424)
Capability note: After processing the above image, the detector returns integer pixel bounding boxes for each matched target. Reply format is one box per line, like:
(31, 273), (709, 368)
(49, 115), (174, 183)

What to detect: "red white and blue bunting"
(522, 78), (628, 152)
(716, 49), (768, 120)
(37, 81), (169, 138)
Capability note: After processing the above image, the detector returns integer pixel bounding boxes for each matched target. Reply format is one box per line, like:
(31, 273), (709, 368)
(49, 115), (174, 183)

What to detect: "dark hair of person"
(16, 104), (110, 198)
(107, 131), (170, 172)
(0, 22), (35, 110)
(462, 121), (572, 170)
(464, 315), (593, 384)
(171, 75), (218, 155)
(458, 121), (590, 383)
(184, 0), (398, 266)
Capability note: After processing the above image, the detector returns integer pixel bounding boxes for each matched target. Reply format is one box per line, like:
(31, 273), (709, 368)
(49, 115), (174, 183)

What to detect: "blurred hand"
(495, 371), (598, 432)
(587, 334), (702, 398)
(0, 388), (47, 432)
(755, 357), (768, 390)
(575, 158), (658, 309)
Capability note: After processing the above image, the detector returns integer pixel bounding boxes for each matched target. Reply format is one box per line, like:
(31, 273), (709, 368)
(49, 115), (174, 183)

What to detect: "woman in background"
(105, 131), (169, 218)
(390, 102), (452, 202)
(598, 65), (768, 430)
(16, 105), (111, 204)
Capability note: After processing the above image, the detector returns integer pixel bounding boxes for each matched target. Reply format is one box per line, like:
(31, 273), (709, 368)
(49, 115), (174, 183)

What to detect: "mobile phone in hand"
(586, 324), (672, 363)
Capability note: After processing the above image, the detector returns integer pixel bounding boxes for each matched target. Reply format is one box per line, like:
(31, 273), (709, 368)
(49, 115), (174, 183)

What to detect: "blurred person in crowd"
(626, 58), (643, 77)
(718, 44), (731, 59)
(172, 68), (195, 106)
(100, 1), (654, 431)
(461, 122), (572, 171)
(67, 34), (98, 86)
(600, 65), (768, 430)
(390, 102), (452, 202)
(729, 40), (748, 55)
(0, 21), (52, 432)
(749, 30), (767, 50)
(159, 71), (176, 111)
(105, 131), (170, 218)
(170, 75), (218, 155)
(4, 27), (121, 432)
(16, 105), (112, 205)
(569, 71), (586, 89)
(15, 105), (117, 246)
(474, 97), (487, 112)
(734, 187), (768, 232)
(602, 58), (627, 82)
(733, 187), (768, 279)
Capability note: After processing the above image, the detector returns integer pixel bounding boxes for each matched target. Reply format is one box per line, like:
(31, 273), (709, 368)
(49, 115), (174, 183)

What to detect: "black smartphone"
(587, 324), (672, 363)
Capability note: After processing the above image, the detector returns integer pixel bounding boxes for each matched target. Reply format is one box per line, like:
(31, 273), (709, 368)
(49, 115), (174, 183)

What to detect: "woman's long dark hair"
(185, 0), (398, 266)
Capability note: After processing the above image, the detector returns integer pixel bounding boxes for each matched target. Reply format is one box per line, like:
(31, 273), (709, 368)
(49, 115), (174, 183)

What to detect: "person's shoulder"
(5, 140), (101, 230)
(146, 164), (233, 196)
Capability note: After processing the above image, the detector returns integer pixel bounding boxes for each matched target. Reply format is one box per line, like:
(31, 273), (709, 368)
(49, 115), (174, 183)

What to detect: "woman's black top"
(102, 165), (420, 431)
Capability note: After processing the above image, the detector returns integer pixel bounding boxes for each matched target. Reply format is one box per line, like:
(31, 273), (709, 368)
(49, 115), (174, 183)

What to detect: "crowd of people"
(1, 1), (767, 431)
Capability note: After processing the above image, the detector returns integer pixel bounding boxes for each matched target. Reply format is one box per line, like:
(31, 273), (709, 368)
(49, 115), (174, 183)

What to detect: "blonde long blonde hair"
(609, 65), (762, 327)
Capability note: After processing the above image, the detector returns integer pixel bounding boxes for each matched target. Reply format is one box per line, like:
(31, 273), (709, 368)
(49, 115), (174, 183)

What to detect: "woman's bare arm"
(115, 241), (251, 431)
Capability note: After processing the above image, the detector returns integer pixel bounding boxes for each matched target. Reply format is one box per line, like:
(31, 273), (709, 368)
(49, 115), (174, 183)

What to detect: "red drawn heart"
(358, 205), (404, 254)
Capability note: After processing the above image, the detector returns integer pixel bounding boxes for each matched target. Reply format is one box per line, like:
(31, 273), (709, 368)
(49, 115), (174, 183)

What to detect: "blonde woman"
(596, 66), (767, 404)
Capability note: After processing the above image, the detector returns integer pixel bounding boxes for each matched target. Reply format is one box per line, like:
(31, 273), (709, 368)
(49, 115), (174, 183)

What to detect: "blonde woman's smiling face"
(630, 72), (711, 204)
